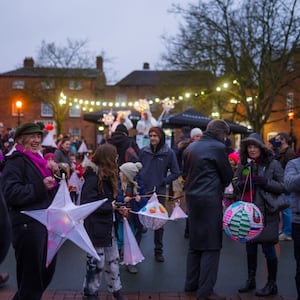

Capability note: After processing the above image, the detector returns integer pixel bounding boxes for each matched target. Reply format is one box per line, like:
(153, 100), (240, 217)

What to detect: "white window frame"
(69, 105), (81, 117)
(69, 80), (82, 90)
(12, 80), (25, 89)
(41, 102), (54, 117)
(41, 80), (55, 90)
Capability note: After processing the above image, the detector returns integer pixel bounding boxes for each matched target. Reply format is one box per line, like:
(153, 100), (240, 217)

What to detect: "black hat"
(115, 124), (128, 136)
(14, 122), (44, 140)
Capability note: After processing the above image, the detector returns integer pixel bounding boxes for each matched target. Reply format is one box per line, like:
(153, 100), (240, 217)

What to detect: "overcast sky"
(0, 0), (191, 83)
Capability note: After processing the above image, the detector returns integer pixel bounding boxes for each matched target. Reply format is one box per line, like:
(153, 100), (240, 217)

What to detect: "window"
(69, 80), (82, 90)
(41, 80), (54, 90)
(69, 127), (81, 138)
(287, 58), (294, 72)
(41, 103), (53, 117)
(115, 94), (127, 108)
(69, 105), (81, 117)
(12, 80), (25, 89)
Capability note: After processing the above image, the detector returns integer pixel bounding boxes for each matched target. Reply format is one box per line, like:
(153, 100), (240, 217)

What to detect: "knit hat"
(241, 132), (265, 148)
(14, 122), (44, 140)
(206, 119), (230, 141)
(115, 124), (128, 136)
(149, 127), (163, 139)
(44, 152), (55, 160)
(120, 162), (143, 183)
(190, 128), (202, 139)
(228, 152), (239, 165)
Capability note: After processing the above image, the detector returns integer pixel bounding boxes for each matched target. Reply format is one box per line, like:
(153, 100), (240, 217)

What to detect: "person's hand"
(252, 176), (267, 187)
(124, 196), (131, 203)
(43, 176), (56, 190)
(47, 160), (59, 173)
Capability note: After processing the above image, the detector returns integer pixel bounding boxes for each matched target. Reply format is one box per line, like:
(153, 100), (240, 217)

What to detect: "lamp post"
(16, 100), (23, 126)
(286, 92), (296, 150)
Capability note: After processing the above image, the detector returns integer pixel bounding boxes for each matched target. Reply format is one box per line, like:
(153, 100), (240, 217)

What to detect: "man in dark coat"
(182, 119), (233, 300)
(108, 124), (140, 166)
(139, 126), (180, 263)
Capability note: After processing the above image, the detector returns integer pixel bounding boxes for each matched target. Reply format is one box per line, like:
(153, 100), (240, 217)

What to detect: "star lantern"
(102, 110), (115, 135)
(134, 99), (150, 113)
(22, 177), (107, 267)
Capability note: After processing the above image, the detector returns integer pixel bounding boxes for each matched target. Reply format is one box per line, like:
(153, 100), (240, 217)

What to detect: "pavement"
(0, 215), (297, 300)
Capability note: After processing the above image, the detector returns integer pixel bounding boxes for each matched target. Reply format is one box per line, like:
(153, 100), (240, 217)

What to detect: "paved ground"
(0, 215), (297, 300)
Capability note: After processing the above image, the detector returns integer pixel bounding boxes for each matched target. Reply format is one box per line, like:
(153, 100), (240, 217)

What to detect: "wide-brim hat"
(14, 122), (44, 140)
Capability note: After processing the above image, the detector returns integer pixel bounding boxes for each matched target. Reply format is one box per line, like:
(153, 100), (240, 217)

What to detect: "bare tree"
(24, 39), (105, 135)
(162, 0), (300, 133)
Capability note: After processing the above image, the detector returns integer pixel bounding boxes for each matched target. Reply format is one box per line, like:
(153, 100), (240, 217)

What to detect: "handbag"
(262, 191), (290, 213)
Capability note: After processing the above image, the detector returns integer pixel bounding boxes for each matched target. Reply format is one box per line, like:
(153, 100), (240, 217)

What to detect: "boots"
(238, 254), (257, 293)
(112, 289), (127, 300)
(255, 258), (278, 296)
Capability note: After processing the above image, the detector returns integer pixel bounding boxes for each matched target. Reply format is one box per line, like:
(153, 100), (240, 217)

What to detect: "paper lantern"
(223, 201), (264, 242)
(122, 218), (144, 266)
(134, 193), (169, 230)
(169, 202), (188, 220)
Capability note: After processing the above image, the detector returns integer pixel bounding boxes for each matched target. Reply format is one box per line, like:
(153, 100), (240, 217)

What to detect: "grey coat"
(284, 157), (300, 224)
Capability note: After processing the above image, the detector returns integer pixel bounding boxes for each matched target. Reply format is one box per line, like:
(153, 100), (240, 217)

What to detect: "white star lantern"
(22, 178), (107, 267)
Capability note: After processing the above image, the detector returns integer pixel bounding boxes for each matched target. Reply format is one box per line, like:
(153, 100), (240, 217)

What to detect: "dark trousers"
(12, 220), (56, 300)
(185, 248), (220, 298)
(154, 227), (164, 255)
(292, 222), (300, 298)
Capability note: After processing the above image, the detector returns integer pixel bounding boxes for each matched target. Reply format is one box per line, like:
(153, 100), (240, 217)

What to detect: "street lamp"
(16, 100), (23, 126)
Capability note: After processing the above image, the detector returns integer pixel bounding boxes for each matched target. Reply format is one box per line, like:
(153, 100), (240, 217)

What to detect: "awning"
(161, 108), (250, 134)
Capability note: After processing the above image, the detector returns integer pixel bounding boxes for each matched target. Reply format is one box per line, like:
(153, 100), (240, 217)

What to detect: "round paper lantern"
(137, 201), (169, 230)
(223, 201), (264, 242)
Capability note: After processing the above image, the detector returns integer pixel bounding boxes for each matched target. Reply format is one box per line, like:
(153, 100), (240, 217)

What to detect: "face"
(23, 133), (42, 153)
(149, 132), (160, 146)
(61, 141), (71, 151)
(247, 144), (261, 160)
(192, 134), (202, 141)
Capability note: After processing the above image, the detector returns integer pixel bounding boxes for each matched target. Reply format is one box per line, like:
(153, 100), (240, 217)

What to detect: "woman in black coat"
(234, 133), (285, 296)
(80, 143), (127, 300)
(1, 122), (59, 300)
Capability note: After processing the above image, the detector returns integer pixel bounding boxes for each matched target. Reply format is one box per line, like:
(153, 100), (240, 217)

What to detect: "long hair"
(92, 143), (118, 198)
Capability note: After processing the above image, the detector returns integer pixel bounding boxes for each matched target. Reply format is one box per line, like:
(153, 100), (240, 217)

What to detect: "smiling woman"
(0, 121), (60, 299)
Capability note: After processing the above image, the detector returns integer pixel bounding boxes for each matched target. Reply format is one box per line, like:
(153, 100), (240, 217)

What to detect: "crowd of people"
(0, 119), (299, 300)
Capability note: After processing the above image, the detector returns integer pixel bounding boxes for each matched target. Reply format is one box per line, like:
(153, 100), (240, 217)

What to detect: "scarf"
(16, 145), (53, 178)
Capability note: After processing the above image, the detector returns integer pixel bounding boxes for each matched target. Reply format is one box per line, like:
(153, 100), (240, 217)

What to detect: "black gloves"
(252, 175), (267, 187)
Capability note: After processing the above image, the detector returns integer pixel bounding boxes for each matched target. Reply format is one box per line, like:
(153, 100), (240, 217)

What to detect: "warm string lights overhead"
(58, 92), (197, 113)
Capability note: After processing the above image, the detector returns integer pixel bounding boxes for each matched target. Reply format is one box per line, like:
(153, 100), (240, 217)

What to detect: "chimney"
(24, 57), (34, 68)
(143, 62), (150, 70)
(96, 56), (103, 71)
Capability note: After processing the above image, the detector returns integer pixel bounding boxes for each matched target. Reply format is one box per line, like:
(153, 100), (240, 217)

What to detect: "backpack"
(125, 146), (139, 163)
